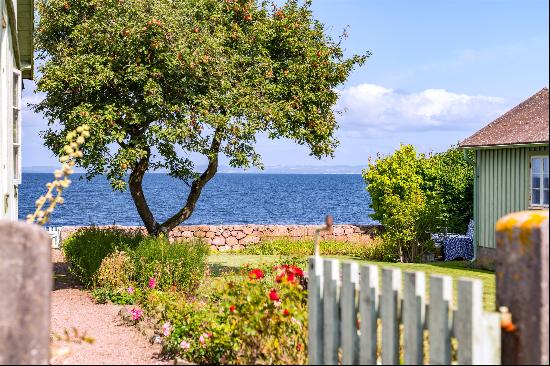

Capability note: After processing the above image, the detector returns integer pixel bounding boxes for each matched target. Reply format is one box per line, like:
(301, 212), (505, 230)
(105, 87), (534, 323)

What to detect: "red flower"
(229, 305), (236, 313)
(248, 268), (264, 280)
(269, 289), (280, 302)
(283, 309), (290, 316)
(296, 343), (302, 351)
(274, 264), (303, 284)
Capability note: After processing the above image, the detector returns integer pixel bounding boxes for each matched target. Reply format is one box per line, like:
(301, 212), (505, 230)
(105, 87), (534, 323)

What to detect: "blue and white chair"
(442, 220), (475, 261)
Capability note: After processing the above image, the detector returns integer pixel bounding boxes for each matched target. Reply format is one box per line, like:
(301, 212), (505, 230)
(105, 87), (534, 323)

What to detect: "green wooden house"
(460, 87), (549, 263)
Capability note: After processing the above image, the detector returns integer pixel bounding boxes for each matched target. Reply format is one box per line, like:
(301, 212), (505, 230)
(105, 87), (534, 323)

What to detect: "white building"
(0, 0), (33, 220)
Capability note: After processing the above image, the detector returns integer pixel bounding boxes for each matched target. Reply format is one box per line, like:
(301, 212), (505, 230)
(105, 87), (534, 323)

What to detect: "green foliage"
(363, 145), (474, 262)
(130, 237), (210, 293)
(97, 250), (135, 289)
(63, 227), (144, 287)
(34, 0), (368, 234)
(433, 148), (474, 233)
(149, 259), (308, 364)
(92, 287), (137, 305)
(364, 145), (442, 262)
(240, 237), (370, 257)
(64, 228), (208, 294)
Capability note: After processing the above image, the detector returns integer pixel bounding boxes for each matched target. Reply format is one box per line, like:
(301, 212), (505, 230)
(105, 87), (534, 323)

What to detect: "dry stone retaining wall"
(59, 224), (381, 251)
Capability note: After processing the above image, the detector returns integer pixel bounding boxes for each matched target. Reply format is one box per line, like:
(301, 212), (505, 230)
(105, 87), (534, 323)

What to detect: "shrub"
(129, 237), (209, 293)
(364, 145), (442, 262)
(159, 259), (308, 365)
(97, 251), (135, 289)
(63, 227), (144, 286)
(241, 237), (374, 258)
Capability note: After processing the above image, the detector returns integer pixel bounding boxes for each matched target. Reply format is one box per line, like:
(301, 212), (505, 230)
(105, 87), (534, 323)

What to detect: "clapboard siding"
(476, 145), (549, 248)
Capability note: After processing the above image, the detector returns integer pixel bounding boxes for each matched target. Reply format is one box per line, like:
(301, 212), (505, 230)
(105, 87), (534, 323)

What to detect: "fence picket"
(341, 262), (359, 365)
(359, 264), (379, 365)
(456, 279), (482, 364)
(403, 271), (426, 365)
(323, 259), (340, 365)
(429, 275), (452, 365)
(381, 268), (401, 365)
(307, 257), (323, 365)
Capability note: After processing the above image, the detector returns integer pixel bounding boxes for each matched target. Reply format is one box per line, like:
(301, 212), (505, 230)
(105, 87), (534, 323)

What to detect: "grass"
(208, 253), (496, 311)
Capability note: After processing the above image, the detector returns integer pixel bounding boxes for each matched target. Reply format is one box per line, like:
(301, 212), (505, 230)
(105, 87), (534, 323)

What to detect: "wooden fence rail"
(307, 257), (501, 365)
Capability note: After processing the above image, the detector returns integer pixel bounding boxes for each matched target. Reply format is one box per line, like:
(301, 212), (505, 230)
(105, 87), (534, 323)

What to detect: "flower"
(248, 268), (264, 280)
(148, 277), (156, 289)
(127, 286), (135, 294)
(296, 342), (302, 351)
(275, 264), (303, 284)
(283, 309), (290, 316)
(269, 289), (280, 302)
(130, 308), (143, 321)
(199, 335), (206, 345)
(162, 321), (172, 336)
(180, 340), (191, 350)
(229, 305), (236, 313)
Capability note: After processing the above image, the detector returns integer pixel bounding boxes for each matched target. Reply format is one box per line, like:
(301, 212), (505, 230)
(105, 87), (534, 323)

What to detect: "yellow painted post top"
(496, 210), (549, 247)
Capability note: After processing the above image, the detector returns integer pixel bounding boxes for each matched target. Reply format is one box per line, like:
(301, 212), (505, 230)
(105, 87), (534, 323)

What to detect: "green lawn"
(208, 253), (496, 311)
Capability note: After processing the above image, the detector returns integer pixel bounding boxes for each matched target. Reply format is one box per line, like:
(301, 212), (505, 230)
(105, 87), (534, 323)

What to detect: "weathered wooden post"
(0, 220), (51, 365)
(495, 210), (549, 365)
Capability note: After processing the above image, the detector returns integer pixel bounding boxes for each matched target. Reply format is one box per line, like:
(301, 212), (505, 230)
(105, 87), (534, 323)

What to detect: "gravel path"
(50, 250), (173, 365)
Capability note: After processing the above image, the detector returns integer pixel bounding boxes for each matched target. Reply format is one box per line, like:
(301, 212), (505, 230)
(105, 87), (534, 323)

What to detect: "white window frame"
(530, 155), (549, 208)
(13, 69), (22, 185)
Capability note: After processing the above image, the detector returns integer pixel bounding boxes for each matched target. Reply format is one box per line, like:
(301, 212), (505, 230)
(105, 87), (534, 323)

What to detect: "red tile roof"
(460, 87), (549, 148)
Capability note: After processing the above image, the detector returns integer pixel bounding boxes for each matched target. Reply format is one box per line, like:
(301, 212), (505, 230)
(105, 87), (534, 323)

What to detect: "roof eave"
(460, 142), (550, 150)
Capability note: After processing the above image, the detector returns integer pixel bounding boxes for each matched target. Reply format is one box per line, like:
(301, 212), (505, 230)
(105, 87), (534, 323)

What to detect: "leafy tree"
(363, 144), (474, 262)
(363, 145), (442, 262)
(34, 0), (368, 235)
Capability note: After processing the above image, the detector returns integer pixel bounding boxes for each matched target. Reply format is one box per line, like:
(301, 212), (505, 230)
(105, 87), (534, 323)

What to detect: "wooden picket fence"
(45, 226), (61, 248)
(307, 257), (501, 365)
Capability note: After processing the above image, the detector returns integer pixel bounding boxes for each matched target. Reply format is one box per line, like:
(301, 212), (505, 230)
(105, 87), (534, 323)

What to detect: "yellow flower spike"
(82, 131), (90, 138)
(70, 142), (78, 149)
(76, 136), (85, 145)
(54, 169), (63, 179)
(82, 124), (90, 131)
(76, 126), (84, 133)
(68, 160), (76, 166)
(75, 151), (83, 158)
(60, 155), (70, 163)
(64, 146), (74, 154)
(56, 197), (65, 204)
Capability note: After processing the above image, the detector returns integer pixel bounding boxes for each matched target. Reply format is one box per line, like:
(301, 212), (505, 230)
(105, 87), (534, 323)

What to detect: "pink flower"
(162, 321), (172, 337)
(148, 277), (156, 289)
(180, 340), (191, 350)
(127, 286), (135, 294)
(199, 335), (205, 345)
(130, 308), (143, 321)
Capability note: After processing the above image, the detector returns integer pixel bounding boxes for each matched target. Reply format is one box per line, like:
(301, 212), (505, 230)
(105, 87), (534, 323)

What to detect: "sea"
(18, 173), (374, 227)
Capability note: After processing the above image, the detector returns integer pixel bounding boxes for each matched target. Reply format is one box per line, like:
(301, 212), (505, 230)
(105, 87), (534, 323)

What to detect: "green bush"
(240, 237), (374, 258)
(130, 237), (209, 293)
(97, 251), (135, 289)
(363, 145), (473, 262)
(63, 227), (144, 287)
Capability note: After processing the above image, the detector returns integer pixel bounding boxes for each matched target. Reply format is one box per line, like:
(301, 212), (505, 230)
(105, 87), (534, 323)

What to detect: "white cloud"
(336, 84), (508, 136)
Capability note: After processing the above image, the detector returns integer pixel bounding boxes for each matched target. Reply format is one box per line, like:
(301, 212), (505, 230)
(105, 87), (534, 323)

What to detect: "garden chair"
(441, 220), (475, 261)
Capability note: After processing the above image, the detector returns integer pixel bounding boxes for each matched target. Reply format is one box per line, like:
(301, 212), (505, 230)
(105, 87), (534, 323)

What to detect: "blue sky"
(22, 0), (549, 169)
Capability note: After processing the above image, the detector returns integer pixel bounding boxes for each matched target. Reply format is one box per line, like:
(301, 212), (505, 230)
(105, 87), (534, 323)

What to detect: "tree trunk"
(129, 153), (160, 236)
(128, 131), (223, 237)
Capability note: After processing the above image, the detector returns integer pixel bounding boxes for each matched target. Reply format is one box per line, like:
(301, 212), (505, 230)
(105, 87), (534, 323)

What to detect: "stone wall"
(59, 224), (381, 251)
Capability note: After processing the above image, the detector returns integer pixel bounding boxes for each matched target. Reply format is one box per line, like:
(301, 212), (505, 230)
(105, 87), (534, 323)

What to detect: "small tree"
(34, 0), (368, 235)
(363, 145), (442, 262)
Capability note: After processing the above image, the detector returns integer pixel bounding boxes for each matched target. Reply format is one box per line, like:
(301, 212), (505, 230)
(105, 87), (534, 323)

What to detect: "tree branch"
(158, 130), (223, 234)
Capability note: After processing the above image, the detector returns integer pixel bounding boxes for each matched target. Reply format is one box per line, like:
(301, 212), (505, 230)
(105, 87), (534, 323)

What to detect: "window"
(13, 70), (22, 184)
(531, 155), (549, 207)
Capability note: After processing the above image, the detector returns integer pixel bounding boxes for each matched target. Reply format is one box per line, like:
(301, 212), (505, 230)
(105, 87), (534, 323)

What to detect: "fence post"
(341, 262), (359, 365)
(0, 220), (51, 365)
(381, 268), (401, 365)
(308, 257), (324, 365)
(495, 210), (549, 365)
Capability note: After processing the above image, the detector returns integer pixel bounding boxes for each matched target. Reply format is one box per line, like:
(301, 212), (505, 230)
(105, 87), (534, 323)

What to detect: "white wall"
(0, 0), (21, 220)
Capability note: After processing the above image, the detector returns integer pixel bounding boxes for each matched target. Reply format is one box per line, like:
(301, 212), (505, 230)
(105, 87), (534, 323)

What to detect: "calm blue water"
(18, 173), (374, 226)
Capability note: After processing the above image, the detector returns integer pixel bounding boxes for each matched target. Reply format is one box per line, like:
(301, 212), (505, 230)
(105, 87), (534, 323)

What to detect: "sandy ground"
(50, 250), (173, 365)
